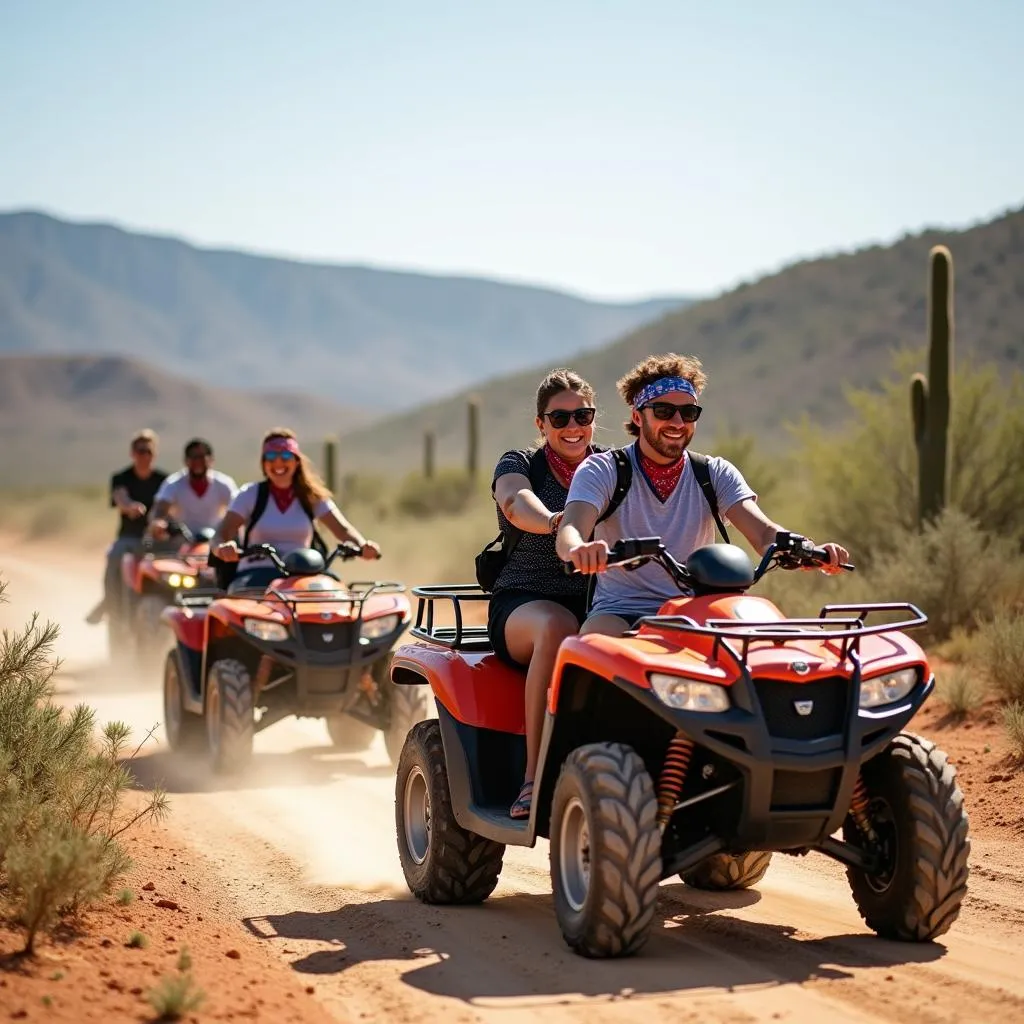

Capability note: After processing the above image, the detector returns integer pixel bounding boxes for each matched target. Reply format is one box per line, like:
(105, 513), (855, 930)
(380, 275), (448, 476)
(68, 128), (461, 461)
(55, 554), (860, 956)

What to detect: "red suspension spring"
(657, 734), (694, 829)
(849, 774), (877, 843)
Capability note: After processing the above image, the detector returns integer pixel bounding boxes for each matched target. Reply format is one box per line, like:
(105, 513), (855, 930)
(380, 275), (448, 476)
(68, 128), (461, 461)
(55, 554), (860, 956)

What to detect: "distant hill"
(336, 204), (1024, 473)
(0, 354), (362, 487)
(0, 211), (688, 407)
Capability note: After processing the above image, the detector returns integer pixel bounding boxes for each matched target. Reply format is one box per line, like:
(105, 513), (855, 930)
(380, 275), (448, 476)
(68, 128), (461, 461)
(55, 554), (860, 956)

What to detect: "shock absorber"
(657, 734), (694, 831)
(849, 774), (878, 844)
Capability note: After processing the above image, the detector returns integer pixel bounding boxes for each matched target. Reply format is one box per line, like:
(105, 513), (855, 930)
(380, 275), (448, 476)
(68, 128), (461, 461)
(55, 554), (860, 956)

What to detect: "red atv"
(118, 521), (216, 667)
(391, 532), (970, 958)
(161, 542), (426, 772)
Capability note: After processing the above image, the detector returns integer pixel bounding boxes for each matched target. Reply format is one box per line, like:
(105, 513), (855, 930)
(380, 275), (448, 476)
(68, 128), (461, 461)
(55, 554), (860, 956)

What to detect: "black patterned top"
(490, 447), (601, 597)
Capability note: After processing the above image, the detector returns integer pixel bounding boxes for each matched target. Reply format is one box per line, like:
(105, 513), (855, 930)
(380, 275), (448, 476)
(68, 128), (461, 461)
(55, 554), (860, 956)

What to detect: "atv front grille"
(299, 621), (357, 653)
(770, 768), (839, 810)
(753, 676), (848, 741)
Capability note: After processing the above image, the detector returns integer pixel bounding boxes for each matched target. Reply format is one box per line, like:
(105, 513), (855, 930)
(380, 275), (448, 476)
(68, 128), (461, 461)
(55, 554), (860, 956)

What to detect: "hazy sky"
(2, 0), (1021, 300)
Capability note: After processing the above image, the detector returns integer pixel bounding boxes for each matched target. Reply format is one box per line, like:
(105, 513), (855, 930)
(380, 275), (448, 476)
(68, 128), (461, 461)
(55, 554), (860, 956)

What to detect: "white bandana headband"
(634, 376), (698, 409)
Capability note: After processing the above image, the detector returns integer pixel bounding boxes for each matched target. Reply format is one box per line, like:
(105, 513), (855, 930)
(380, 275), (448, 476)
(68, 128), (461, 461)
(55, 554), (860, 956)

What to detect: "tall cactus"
(323, 437), (337, 495)
(467, 398), (480, 479)
(910, 244), (954, 527)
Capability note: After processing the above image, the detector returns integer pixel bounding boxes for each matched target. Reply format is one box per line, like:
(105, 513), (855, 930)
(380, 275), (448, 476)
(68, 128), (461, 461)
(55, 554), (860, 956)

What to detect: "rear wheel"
(844, 733), (970, 941)
(205, 658), (254, 774)
(385, 683), (430, 765)
(325, 714), (377, 753)
(395, 720), (504, 904)
(163, 651), (206, 753)
(550, 742), (662, 958)
(682, 851), (773, 890)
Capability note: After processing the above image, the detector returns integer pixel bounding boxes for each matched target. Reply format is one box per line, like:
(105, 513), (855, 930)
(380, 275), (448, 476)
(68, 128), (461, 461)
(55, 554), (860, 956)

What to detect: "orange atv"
(118, 520), (216, 666)
(161, 542), (426, 773)
(391, 532), (970, 958)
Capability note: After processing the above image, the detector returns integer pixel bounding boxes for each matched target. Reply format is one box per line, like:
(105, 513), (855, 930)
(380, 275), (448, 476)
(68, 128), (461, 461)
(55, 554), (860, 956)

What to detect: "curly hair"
(616, 353), (708, 437)
(260, 427), (332, 508)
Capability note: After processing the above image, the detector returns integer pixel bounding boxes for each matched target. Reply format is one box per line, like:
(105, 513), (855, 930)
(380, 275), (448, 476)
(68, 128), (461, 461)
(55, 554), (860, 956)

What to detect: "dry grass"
(936, 666), (984, 718)
(1002, 702), (1024, 759)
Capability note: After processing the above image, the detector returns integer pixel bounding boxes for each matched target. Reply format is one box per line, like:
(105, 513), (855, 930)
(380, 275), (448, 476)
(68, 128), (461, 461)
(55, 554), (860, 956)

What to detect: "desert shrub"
(936, 666), (984, 718)
(0, 578), (168, 953)
(147, 946), (205, 1019)
(704, 432), (779, 508)
(395, 467), (484, 519)
(1002, 702), (1024, 758)
(972, 609), (1024, 703)
(795, 352), (1024, 565)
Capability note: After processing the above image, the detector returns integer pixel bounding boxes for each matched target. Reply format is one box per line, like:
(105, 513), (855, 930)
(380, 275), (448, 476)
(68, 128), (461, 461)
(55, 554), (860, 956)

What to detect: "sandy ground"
(3, 535), (1024, 1024)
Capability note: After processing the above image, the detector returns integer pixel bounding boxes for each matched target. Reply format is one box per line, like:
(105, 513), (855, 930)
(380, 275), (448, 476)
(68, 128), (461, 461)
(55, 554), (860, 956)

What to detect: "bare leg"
(580, 612), (633, 636)
(503, 600), (581, 787)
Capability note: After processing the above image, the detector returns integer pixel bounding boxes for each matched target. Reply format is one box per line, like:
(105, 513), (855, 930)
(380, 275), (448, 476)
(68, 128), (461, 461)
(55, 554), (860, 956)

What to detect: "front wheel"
(550, 742), (662, 958)
(205, 658), (254, 774)
(163, 651), (206, 753)
(395, 720), (504, 904)
(844, 733), (970, 941)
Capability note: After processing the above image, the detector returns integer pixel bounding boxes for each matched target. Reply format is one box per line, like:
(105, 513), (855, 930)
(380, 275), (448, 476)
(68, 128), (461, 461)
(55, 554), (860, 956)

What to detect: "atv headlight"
(859, 668), (918, 709)
(360, 614), (401, 642)
(163, 572), (196, 588)
(650, 673), (730, 713)
(244, 618), (289, 642)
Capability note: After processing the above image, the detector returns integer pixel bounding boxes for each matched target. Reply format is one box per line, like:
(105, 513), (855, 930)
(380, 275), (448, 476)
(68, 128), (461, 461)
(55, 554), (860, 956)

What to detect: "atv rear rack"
(408, 584), (492, 651)
(632, 602), (927, 666)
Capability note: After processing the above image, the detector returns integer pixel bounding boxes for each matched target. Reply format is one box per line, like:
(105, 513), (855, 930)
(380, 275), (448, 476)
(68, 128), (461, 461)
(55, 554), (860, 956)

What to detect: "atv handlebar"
(563, 531), (854, 592)
(237, 541), (367, 573)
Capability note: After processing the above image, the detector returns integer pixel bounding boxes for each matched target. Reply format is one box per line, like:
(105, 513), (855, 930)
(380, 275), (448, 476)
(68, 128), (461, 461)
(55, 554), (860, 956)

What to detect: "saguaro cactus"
(910, 244), (954, 527)
(423, 430), (435, 479)
(467, 399), (480, 478)
(323, 437), (337, 495)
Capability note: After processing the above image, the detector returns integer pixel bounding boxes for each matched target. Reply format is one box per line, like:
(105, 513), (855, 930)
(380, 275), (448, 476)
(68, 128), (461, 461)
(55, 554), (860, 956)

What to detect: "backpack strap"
(241, 480), (270, 549)
(688, 452), (731, 544)
(595, 446), (634, 525)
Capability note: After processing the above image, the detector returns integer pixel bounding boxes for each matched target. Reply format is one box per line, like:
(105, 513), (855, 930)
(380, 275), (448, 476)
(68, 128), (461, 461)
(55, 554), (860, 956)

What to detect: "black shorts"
(487, 589), (589, 669)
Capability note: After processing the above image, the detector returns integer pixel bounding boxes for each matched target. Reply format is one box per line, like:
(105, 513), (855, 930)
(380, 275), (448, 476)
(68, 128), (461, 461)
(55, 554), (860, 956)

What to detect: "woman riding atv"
(211, 427), (380, 591)
(485, 369), (605, 819)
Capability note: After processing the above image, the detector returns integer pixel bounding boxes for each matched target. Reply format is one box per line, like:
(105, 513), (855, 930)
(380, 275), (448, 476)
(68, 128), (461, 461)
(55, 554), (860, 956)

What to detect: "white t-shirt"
(229, 481), (336, 566)
(155, 469), (239, 534)
(566, 445), (756, 618)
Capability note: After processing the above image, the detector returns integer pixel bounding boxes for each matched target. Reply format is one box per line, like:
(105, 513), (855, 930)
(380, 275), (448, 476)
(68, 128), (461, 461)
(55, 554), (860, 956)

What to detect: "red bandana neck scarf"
(188, 475), (210, 498)
(269, 484), (296, 513)
(545, 444), (592, 486)
(639, 449), (686, 502)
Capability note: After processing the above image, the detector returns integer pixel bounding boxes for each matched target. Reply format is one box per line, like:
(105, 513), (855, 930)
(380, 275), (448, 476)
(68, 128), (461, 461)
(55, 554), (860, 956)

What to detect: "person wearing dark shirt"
(85, 429), (169, 625)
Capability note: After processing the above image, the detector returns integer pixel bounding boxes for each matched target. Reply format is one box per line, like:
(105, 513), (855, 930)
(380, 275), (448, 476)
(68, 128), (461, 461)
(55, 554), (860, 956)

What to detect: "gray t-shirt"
(566, 444), (756, 618)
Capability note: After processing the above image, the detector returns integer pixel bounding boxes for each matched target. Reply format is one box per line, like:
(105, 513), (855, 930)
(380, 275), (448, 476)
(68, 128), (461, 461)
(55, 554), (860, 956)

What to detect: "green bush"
(936, 666), (984, 718)
(972, 609), (1024, 703)
(146, 947), (205, 1020)
(0, 578), (168, 953)
(395, 467), (484, 519)
(794, 352), (1024, 564)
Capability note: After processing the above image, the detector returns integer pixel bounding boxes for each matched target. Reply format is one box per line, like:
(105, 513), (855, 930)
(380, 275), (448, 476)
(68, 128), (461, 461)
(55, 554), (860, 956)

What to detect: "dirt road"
(4, 540), (1024, 1024)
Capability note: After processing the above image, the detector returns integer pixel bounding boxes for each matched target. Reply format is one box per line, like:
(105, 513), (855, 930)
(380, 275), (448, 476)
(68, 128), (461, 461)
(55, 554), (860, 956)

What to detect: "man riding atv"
(85, 429), (169, 643)
(557, 352), (850, 622)
(147, 437), (238, 543)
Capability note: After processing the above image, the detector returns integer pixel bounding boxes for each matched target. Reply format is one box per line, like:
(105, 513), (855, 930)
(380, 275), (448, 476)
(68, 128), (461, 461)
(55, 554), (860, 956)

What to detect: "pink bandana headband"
(634, 376), (698, 409)
(262, 436), (301, 457)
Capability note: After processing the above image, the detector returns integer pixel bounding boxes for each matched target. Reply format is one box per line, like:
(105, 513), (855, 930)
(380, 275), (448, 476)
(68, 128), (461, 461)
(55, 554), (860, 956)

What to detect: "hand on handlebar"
(213, 540), (240, 562)
(148, 518), (170, 541)
(567, 540), (610, 575)
(359, 540), (381, 561)
(812, 541), (852, 575)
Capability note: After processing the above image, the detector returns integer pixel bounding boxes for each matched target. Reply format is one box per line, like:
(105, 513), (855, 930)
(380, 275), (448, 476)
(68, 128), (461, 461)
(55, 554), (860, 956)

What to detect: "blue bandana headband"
(634, 376), (698, 409)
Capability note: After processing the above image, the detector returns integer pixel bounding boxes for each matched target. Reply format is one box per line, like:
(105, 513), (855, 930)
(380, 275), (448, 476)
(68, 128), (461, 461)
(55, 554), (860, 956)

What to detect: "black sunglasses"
(542, 407), (596, 428)
(642, 402), (703, 423)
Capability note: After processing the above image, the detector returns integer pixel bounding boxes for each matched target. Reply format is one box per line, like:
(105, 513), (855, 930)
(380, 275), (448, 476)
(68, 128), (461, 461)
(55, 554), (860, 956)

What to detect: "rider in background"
(86, 429), (169, 624)
(488, 368), (605, 819)
(211, 427), (380, 590)
(557, 353), (850, 633)
(147, 437), (238, 540)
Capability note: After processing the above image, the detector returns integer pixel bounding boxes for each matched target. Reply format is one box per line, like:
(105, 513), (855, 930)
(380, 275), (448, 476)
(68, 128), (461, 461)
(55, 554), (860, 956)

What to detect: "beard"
(640, 418), (691, 461)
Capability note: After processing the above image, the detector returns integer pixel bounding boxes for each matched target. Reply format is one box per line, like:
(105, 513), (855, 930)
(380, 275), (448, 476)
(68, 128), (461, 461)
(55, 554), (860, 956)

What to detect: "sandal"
(509, 780), (534, 820)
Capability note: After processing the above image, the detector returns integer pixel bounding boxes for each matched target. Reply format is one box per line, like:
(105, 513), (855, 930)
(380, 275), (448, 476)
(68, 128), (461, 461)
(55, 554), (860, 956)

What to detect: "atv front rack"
(408, 584), (492, 651)
(263, 580), (406, 622)
(632, 602), (927, 667)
